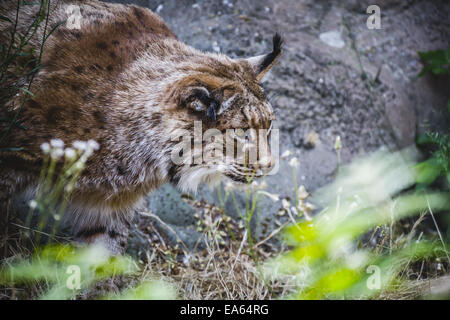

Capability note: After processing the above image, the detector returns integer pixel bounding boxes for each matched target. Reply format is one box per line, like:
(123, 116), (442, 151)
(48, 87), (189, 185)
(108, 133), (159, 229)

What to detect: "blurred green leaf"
(415, 158), (443, 186)
(284, 221), (317, 244)
(105, 280), (177, 300)
(418, 47), (450, 77)
(0, 244), (155, 300)
(19, 87), (34, 96)
(266, 149), (450, 300)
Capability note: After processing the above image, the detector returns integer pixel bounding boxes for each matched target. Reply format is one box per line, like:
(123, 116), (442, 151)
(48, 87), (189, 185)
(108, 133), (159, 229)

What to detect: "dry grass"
(133, 200), (297, 300)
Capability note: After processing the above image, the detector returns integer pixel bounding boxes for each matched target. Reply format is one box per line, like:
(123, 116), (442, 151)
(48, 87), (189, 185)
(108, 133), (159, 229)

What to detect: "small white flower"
(78, 139), (99, 158)
(334, 135), (341, 150)
(289, 157), (299, 168)
(87, 139), (99, 151)
(282, 198), (290, 209)
(72, 140), (87, 151)
(53, 214), (61, 221)
(298, 185), (309, 200)
(40, 142), (50, 154)
(50, 139), (64, 148)
(29, 200), (38, 209)
(305, 202), (315, 212)
(303, 203), (315, 221)
(64, 148), (76, 160)
(281, 150), (292, 160)
(50, 148), (64, 159)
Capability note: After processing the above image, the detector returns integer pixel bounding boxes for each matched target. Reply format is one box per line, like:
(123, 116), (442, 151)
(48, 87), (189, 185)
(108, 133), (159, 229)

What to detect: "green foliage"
(418, 46), (450, 77)
(105, 280), (177, 300)
(416, 132), (450, 187)
(0, 0), (62, 150)
(0, 243), (176, 300)
(263, 149), (450, 299)
(415, 46), (450, 189)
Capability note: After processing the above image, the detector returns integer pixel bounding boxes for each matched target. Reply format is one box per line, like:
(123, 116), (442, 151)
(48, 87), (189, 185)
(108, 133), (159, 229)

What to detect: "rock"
(319, 30), (346, 48)
(146, 183), (196, 227)
(345, 0), (406, 12)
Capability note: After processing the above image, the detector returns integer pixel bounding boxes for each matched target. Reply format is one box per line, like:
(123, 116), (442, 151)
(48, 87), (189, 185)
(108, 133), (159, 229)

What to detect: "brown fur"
(0, 0), (281, 253)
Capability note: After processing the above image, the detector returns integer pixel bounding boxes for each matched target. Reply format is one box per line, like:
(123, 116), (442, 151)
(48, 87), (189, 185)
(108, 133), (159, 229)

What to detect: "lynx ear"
(243, 33), (283, 82)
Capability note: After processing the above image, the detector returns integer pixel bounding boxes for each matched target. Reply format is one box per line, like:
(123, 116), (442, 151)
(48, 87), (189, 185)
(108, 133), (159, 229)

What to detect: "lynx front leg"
(73, 211), (133, 255)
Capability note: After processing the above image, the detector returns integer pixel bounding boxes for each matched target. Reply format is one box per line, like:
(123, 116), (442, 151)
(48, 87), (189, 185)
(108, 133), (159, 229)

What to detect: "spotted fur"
(0, 0), (282, 253)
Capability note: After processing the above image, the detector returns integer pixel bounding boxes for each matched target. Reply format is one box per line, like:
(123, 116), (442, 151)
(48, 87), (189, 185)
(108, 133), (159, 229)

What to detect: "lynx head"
(164, 34), (283, 192)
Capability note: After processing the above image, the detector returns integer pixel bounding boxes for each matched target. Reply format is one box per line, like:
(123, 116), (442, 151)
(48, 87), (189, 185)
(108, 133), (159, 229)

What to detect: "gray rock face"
(142, 184), (203, 249)
(319, 30), (346, 48)
(106, 0), (449, 251)
(147, 184), (197, 227)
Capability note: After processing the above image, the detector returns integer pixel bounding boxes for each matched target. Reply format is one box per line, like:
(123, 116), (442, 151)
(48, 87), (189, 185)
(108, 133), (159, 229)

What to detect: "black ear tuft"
(257, 33), (284, 75)
(272, 33), (283, 56)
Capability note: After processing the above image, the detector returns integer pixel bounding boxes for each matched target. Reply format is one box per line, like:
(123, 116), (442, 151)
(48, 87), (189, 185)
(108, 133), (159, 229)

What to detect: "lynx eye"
(190, 100), (207, 111)
(185, 87), (210, 106)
